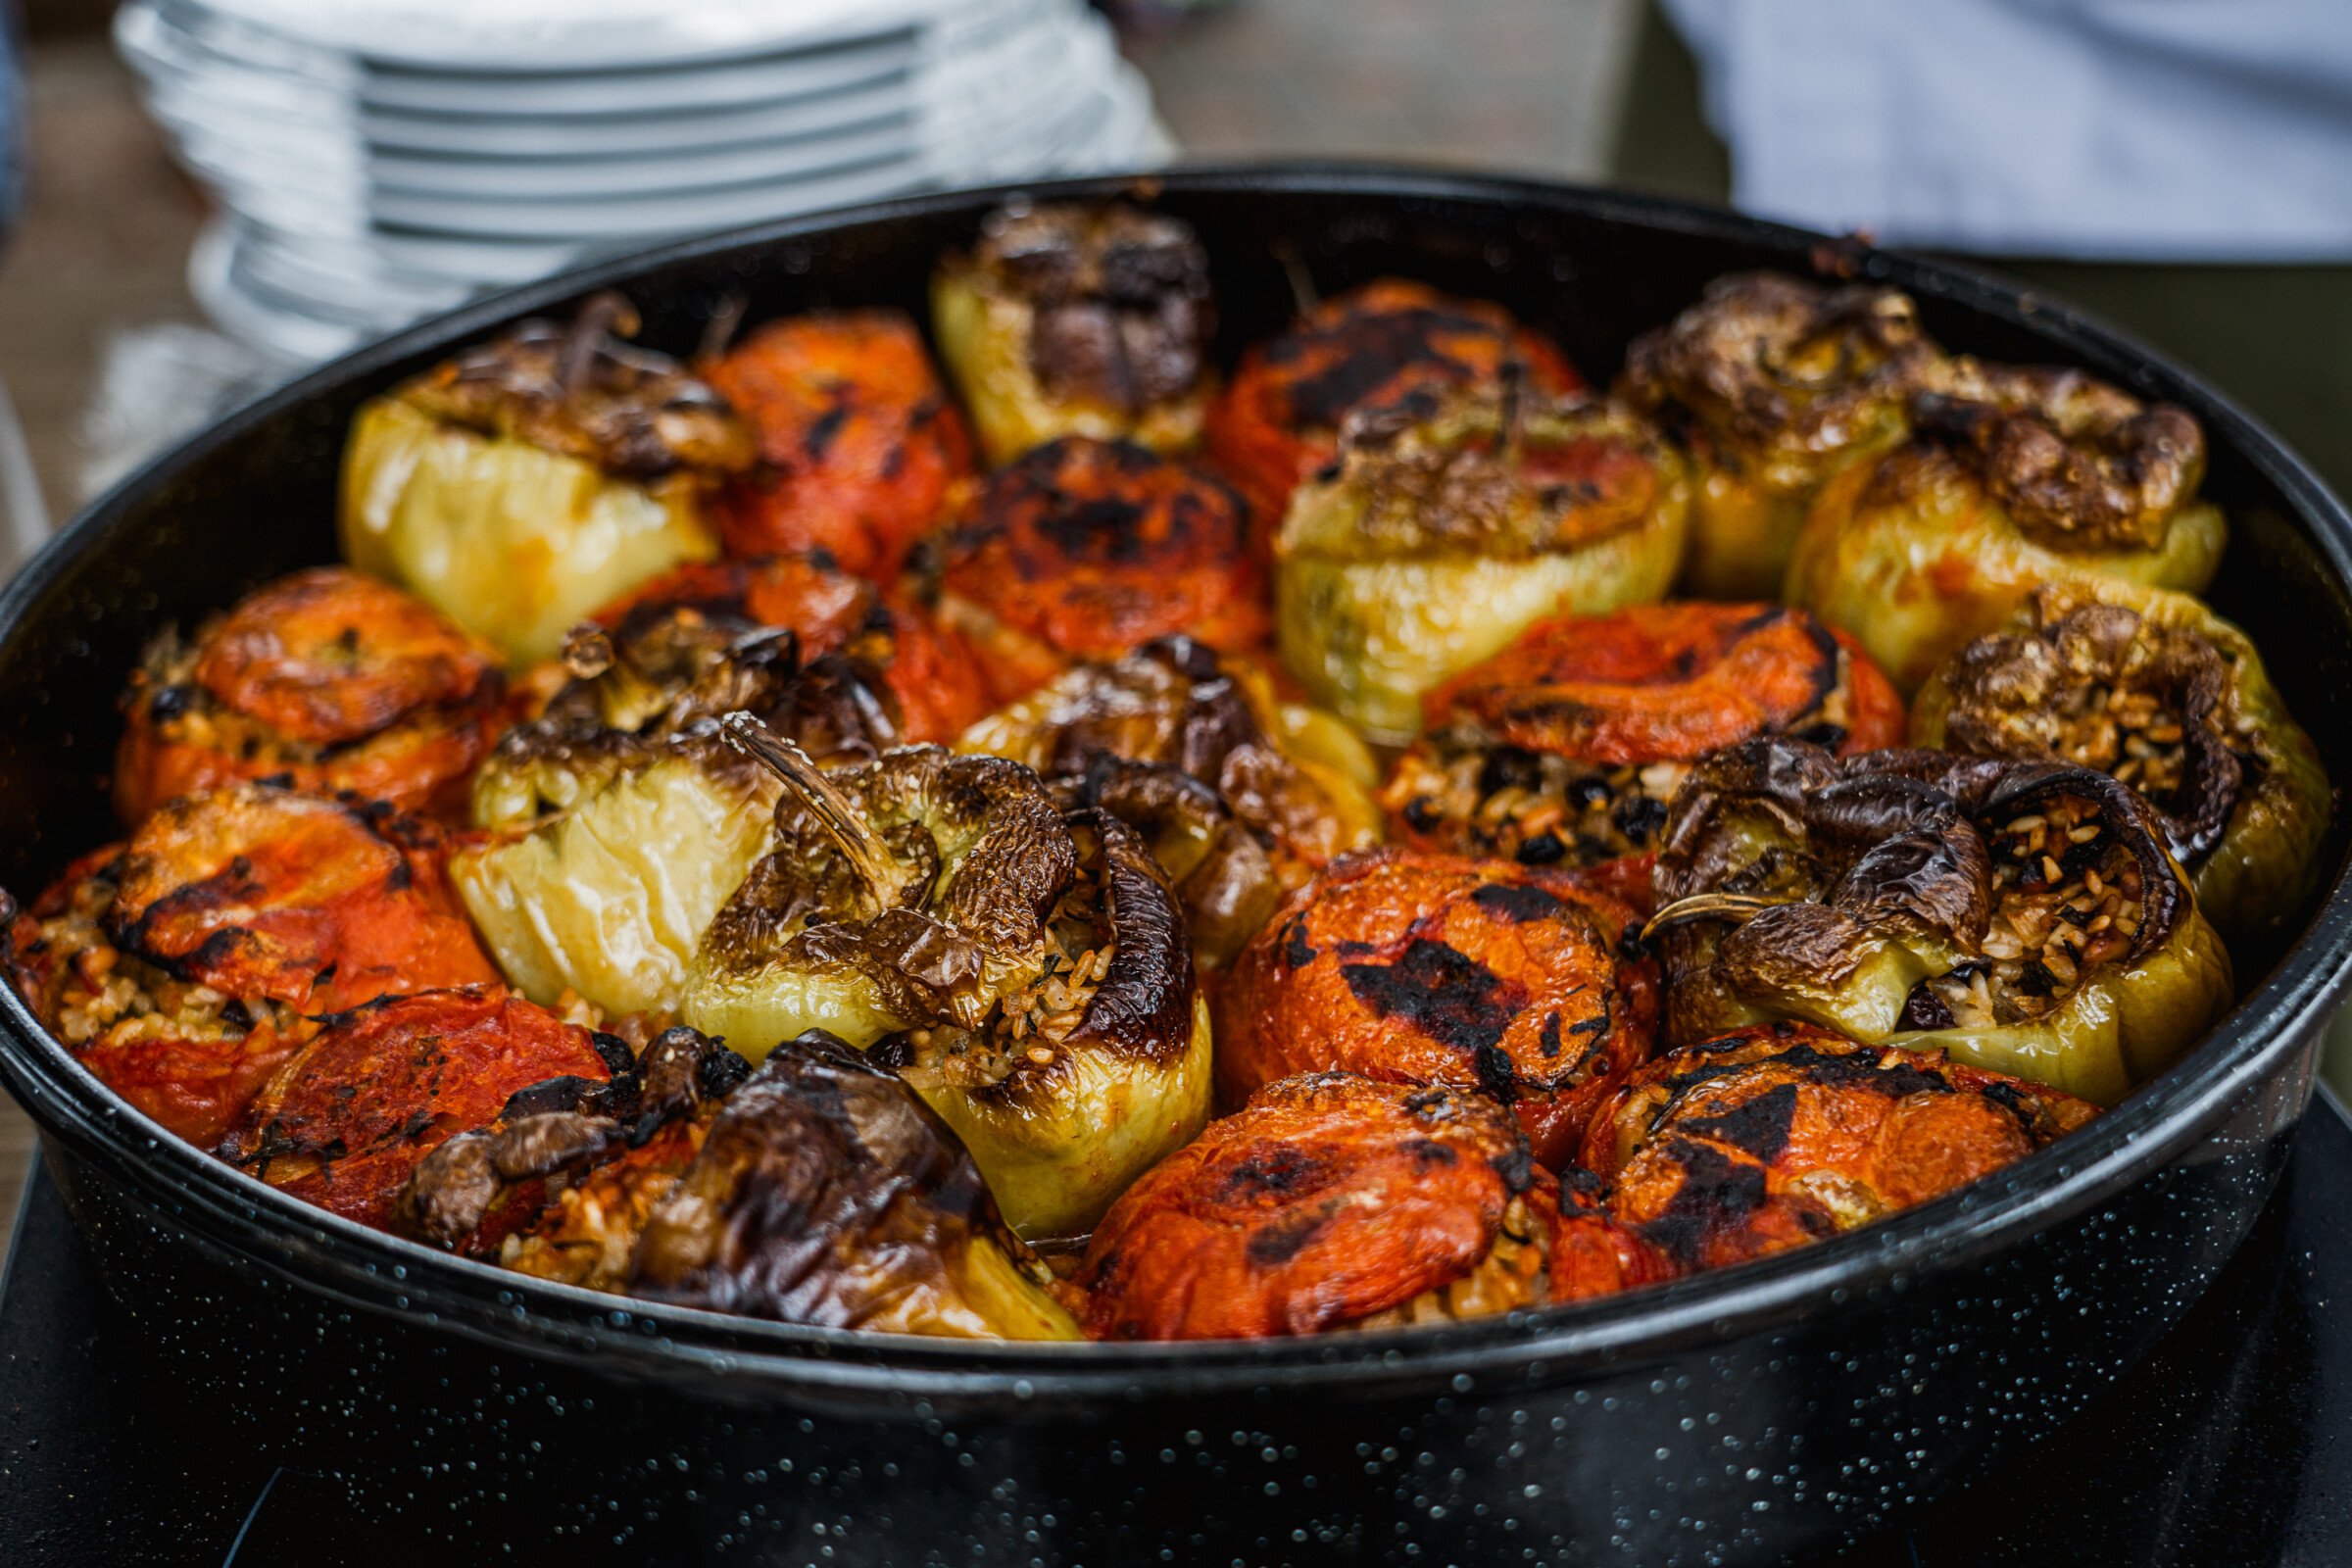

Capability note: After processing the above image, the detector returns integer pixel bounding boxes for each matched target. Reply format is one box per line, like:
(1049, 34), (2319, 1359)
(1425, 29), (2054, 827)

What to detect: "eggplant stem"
(1642, 892), (1788, 940)
(719, 711), (900, 899)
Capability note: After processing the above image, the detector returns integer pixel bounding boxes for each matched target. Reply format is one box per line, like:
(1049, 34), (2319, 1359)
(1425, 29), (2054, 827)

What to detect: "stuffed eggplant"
(1205, 278), (1584, 550)
(1078, 1072), (1664, 1340)
(1617, 272), (1943, 599)
(1579, 1022), (2097, 1269)
(114, 566), (506, 825)
(1785, 361), (2229, 692)
(2, 785), (498, 1143)
(402, 1025), (1078, 1340)
(705, 310), (975, 579)
(1212, 849), (1660, 1167)
(1382, 603), (1905, 910)
(1647, 741), (2233, 1103)
(218, 985), (624, 1231)
(934, 435), (1269, 704)
(1275, 381), (1691, 743)
(680, 717), (1210, 1238)
(933, 201), (1215, 465)
(956, 634), (1383, 964)
(454, 594), (904, 1021)
(1911, 580), (2329, 947)
(342, 293), (755, 664)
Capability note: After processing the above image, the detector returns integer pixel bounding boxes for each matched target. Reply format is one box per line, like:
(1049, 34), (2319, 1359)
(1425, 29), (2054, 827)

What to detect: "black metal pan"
(1, 166), (2347, 1567)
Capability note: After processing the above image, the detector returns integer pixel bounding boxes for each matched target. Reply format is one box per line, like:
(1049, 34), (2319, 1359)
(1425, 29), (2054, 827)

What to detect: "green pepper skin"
(1651, 741), (2232, 1105)
(1912, 579), (2330, 949)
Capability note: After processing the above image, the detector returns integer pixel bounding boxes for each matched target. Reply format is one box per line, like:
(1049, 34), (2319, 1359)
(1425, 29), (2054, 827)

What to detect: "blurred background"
(0, 0), (2345, 1237)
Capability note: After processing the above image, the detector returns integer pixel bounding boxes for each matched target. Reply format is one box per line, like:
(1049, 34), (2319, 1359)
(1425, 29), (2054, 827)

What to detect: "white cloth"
(1662, 0), (2352, 260)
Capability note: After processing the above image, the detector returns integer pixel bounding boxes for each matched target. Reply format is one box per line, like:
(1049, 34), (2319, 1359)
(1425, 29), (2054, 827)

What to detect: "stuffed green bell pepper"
(1785, 360), (2228, 693)
(1274, 379), (1690, 745)
(1911, 579), (2329, 948)
(341, 292), (756, 664)
(1647, 739), (2232, 1105)
(1617, 270), (1944, 600)
(680, 715), (1210, 1238)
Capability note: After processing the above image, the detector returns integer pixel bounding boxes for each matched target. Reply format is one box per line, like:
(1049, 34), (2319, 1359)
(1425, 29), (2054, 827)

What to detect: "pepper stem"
(718, 711), (900, 901)
(1641, 892), (1788, 941)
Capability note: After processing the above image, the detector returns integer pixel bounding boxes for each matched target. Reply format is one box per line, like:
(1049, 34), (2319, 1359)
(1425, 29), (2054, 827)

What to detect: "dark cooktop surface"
(4, 1094), (2349, 1567)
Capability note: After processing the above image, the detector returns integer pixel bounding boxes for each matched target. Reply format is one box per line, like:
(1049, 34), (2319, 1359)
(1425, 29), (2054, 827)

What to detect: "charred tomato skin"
(1212, 848), (1659, 1167)
(220, 985), (621, 1231)
(1077, 1072), (1538, 1341)
(938, 435), (1269, 704)
(706, 310), (974, 580)
(116, 566), (506, 825)
(1579, 1022), (2096, 1271)
(1205, 278), (1584, 552)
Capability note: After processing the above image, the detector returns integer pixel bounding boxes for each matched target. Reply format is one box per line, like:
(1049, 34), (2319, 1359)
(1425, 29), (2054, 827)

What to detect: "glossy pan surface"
(2, 167), (2348, 1564)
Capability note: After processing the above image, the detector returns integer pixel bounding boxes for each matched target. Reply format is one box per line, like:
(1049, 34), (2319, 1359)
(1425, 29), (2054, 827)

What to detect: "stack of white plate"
(118, 0), (1170, 361)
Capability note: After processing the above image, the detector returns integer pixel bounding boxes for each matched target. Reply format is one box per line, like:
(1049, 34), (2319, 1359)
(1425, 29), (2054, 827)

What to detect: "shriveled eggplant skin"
(1911, 579), (2330, 947)
(115, 566), (506, 826)
(629, 1029), (1079, 1340)
(956, 634), (1382, 964)
(4, 786), (498, 1144)
(393, 1024), (751, 1262)
(1785, 361), (2228, 693)
(1579, 1022), (2096, 1270)
(1205, 278), (1585, 551)
(588, 553), (992, 745)
(1617, 272), (1943, 599)
(683, 725), (1209, 1237)
(1649, 741), (2232, 1104)
(936, 436), (1269, 704)
(705, 310), (974, 579)
(341, 296), (754, 664)
(1213, 849), (1660, 1168)
(1274, 384), (1690, 744)
(1077, 1072), (1555, 1340)
(1383, 603), (1905, 903)
(220, 985), (625, 1231)
(932, 202), (1215, 465)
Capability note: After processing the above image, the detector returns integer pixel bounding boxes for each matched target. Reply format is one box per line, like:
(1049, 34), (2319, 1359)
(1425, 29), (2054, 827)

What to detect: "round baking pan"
(2, 165), (2347, 1567)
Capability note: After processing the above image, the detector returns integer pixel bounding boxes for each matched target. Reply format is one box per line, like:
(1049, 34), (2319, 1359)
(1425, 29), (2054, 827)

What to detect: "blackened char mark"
(1468, 881), (1566, 924)
(1676, 1081), (1799, 1163)
(1638, 1138), (1769, 1267)
(1271, 307), (1506, 429)
(1340, 939), (1521, 1054)
(1221, 1143), (1326, 1200)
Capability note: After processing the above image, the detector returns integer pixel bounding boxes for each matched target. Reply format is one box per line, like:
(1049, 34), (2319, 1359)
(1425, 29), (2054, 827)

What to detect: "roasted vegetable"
(454, 600), (905, 1019)
(394, 1022), (750, 1260)
(935, 435), (1268, 704)
(957, 634), (1382, 964)
(1213, 849), (1660, 1167)
(342, 293), (754, 664)
(1648, 741), (2233, 1104)
(1383, 603), (1905, 907)
(1911, 581), (2329, 946)
(933, 202), (1214, 465)
(3, 786), (497, 1143)
(1580, 1022), (2096, 1269)
(705, 310), (974, 578)
(591, 553), (992, 744)
(1275, 381), (1691, 744)
(631, 1029), (1077, 1338)
(115, 566), (506, 825)
(1206, 278), (1584, 550)
(682, 718), (1209, 1237)
(1079, 1072), (1644, 1340)
(220, 985), (624, 1231)
(1617, 272), (1943, 598)
(1785, 361), (2229, 692)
